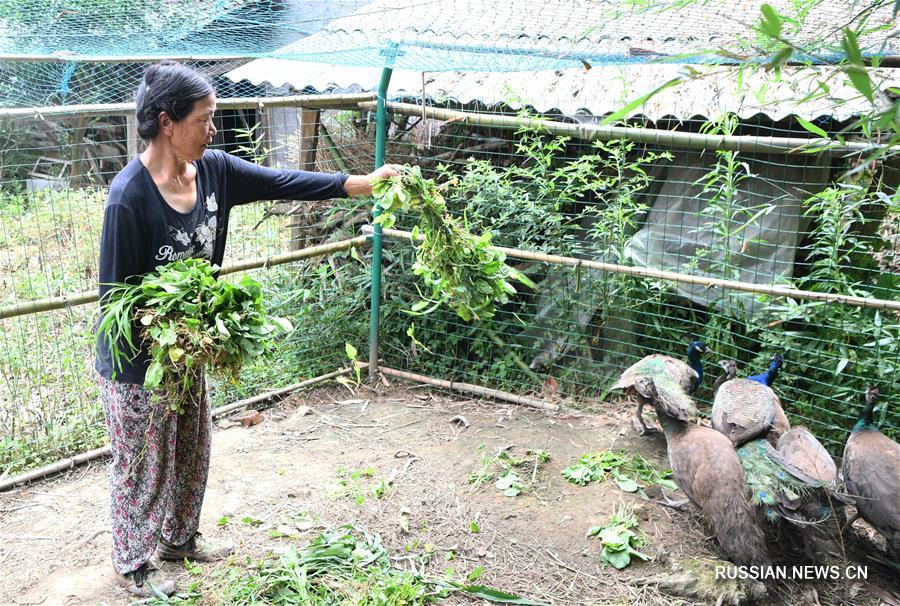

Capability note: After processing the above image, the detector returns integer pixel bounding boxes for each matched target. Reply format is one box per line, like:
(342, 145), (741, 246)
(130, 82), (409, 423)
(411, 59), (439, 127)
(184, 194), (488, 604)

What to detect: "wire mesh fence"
(1, 0), (898, 478)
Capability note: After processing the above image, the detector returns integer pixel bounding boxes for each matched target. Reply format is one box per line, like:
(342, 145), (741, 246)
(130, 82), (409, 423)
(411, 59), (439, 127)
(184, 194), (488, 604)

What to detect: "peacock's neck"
(688, 352), (703, 392)
(854, 400), (877, 432)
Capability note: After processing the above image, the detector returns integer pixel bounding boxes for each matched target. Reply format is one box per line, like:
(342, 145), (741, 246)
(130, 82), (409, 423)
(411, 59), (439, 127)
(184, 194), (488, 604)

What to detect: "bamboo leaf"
(795, 117), (829, 139)
(455, 584), (550, 605)
(599, 78), (684, 127)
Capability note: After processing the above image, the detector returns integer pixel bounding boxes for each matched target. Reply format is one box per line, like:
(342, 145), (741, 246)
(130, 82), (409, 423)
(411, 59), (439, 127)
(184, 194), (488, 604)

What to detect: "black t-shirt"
(95, 149), (348, 384)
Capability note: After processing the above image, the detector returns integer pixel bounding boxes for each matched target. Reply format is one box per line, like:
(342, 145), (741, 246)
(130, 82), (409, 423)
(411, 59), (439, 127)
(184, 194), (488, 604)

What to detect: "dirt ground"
(1, 382), (898, 606)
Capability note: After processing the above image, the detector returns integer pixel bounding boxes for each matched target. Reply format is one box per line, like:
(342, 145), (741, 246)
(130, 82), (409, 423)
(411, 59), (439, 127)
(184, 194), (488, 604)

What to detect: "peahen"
(711, 359), (737, 395)
(631, 375), (770, 567)
(842, 387), (900, 560)
(778, 427), (838, 485)
(611, 340), (707, 435)
(712, 354), (790, 448)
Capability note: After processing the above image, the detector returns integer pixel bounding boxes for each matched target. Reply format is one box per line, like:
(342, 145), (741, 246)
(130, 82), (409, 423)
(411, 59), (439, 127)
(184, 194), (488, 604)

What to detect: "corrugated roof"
(257, 0), (900, 70)
(226, 62), (900, 121)
(226, 0), (900, 119)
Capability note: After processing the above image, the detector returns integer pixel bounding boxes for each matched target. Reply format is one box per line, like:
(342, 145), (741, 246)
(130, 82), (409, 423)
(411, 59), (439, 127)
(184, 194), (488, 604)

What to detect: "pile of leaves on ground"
(98, 258), (292, 412)
(372, 165), (536, 322)
(190, 524), (549, 606)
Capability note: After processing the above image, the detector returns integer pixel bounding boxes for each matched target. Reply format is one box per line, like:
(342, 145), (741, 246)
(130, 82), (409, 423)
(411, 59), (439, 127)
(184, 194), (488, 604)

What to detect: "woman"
(96, 61), (398, 597)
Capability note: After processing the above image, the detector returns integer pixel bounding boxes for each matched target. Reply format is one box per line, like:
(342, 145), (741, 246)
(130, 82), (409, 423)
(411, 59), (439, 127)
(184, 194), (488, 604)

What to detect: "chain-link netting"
(0, 0), (898, 477)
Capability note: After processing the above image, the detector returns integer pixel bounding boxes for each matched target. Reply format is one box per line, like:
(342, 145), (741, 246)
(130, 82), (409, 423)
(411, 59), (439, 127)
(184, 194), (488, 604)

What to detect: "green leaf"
(456, 584), (550, 605)
(599, 78), (684, 126)
(144, 361), (164, 389)
(602, 548), (632, 569)
(469, 521), (481, 533)
(656, 478), (679, 491)
(844, 65), (875, 102)
(759, 4), (782, 39)
(494, 472), (520, 490)
(168, 347), (184, 363)
(344, 342), (358, 360)
(841, 27), (863, 64)
(795, 117), (828, 139)
(410, 300), (431, 312)
(467, 565), (485, 581)
(615, 476), (640, 493)
(270, 316), (294, 333)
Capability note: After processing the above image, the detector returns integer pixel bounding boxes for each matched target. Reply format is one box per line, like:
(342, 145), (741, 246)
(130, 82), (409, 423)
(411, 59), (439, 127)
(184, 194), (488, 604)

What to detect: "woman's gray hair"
(135, 61), (214, 141)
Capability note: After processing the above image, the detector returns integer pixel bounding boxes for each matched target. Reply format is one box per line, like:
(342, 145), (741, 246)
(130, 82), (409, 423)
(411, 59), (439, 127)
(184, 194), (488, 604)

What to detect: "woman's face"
(170, 93), (217, 161)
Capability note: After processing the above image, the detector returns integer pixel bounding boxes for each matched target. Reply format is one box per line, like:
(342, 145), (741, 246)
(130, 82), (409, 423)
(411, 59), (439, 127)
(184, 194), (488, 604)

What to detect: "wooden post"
(125, 114), (142, 160)
(291, 108), (320, 250)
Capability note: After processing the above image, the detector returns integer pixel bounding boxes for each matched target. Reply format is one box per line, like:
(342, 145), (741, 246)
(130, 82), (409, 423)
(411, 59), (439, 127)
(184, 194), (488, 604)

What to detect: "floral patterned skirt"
(98, 373), (211, 574)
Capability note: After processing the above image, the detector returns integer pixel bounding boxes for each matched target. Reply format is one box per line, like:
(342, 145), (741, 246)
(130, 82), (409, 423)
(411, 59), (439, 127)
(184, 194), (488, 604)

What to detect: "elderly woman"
(96, 61), (397, 597)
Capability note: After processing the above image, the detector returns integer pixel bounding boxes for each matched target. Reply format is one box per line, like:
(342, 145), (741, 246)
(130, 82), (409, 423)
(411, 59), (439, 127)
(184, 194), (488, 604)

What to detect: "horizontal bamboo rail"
(357, 100), (889, 156)
(0, 236), (369, 321)
(378, 366), (561, 412)
(0, 93), (376, 120)
(364, 225), (900, 312)
(0, 366), (358, 492)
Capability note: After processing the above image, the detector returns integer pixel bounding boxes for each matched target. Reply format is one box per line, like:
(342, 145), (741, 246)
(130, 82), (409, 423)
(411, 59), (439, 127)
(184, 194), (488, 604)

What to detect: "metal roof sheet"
(226, 61), (900, 121)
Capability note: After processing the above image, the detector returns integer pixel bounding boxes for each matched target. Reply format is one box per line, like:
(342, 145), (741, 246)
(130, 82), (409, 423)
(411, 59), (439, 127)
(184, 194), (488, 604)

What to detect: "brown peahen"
(778, 427), (838, 485)
(631, 375), (770, 567)
(712, 354), (790, 448)
(842, 387), (900, 560)
(611, 340), (707, 436)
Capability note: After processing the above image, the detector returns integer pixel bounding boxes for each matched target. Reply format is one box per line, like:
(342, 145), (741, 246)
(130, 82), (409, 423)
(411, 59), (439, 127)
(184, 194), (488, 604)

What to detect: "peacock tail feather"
(737, 439), (820, 521)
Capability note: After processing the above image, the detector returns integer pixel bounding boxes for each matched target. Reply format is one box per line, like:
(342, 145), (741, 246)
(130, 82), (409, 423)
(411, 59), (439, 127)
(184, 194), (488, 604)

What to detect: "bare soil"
(1, 383), (897, 606)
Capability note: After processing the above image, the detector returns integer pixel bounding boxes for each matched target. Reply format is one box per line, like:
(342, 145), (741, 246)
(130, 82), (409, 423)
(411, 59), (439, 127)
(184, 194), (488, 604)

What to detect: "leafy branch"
(372, 166), (536, 322)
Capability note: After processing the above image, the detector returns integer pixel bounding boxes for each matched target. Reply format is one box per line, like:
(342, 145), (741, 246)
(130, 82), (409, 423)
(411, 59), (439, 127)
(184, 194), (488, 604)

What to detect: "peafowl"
(842, 387), (900, 560)
(611, 340), (707, 435)
(712, 359), (737, 395)
(747, 353), (783, 386)
(737, 438), (842, 529)
(632, 375), (770, 567)
(778, 427), (838, 485)
(712, 354), (790, 448)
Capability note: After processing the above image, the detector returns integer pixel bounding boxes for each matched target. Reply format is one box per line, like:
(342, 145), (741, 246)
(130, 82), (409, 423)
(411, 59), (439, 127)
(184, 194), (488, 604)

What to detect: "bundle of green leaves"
(372, 165), (536, 322)
(98, 258), (292, 413)
(587, 505), (650, 570)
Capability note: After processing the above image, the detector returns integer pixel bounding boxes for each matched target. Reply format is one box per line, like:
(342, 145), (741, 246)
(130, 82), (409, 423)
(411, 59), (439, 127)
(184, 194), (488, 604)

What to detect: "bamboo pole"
(0, 367), (359, 492)
(378, 366), (561, 412)
(357, 101), (890, 156)
(0, 93), (376, 120)
(362, 225), (900, 312)
(0, 236), (369, 321)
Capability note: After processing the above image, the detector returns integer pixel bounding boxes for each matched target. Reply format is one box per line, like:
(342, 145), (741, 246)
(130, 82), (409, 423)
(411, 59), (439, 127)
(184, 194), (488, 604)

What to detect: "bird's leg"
(655, 493), (690, 510)
(632, 400), (658, 436)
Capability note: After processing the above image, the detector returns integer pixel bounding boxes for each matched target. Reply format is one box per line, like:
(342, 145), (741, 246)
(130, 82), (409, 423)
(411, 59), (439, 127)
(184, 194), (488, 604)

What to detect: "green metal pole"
(368, 66), (393, 380)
